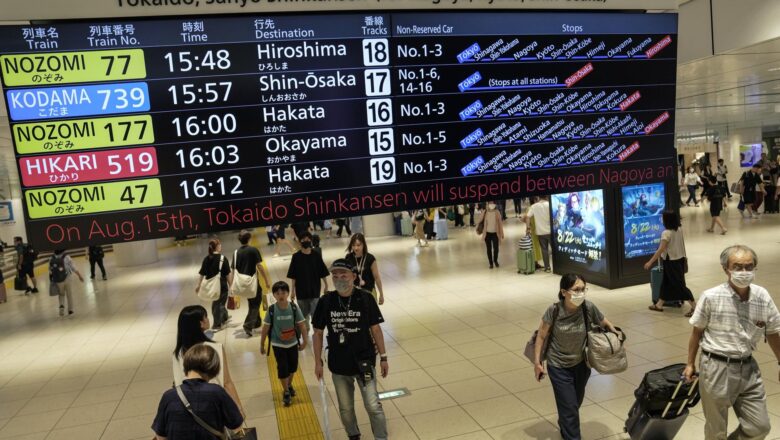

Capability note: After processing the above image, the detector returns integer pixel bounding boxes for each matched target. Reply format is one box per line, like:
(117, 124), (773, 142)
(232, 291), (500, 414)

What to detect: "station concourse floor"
(1, 201), (780, 440)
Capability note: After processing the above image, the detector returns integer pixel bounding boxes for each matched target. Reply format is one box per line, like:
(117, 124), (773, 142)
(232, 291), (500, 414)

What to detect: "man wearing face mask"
(684, 245), (780, 440)
(312, 259), (388, 440)
(286, 231), (330, 333)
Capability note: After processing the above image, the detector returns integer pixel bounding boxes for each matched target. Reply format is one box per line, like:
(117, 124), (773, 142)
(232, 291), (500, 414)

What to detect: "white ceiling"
(676, 36), (780, 137)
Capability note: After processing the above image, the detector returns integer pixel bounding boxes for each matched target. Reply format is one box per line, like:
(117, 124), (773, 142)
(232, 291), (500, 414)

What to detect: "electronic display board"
(0, 12), (678, 248)
(551, 189), (607, 274)
(621, 183), (665, 259)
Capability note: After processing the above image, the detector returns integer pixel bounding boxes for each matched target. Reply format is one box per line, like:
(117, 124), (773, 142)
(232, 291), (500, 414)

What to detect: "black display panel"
(0, 12), (678, 248)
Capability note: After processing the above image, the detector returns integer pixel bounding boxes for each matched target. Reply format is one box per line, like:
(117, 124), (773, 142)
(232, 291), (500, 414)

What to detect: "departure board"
(0, 12), (678, 248)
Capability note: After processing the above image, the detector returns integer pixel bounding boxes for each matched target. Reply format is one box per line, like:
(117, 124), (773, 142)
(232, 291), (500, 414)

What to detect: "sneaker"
(495, 262), (500, 268)
(544, 268), (552, 273)
(90, 275), (95, 280)
(31, 288), (38, 294)
(68, 310), (74, 316)
(289, 385), (296, 397)
(102, 276), (107, 280)
(25, 287), (31, 294)
(243, 326), (253, 337)
(59, 306), (65, 317)
(348, 435), (361, 440)
(282, 391), (292, 407)
(489, 264), (494, 269)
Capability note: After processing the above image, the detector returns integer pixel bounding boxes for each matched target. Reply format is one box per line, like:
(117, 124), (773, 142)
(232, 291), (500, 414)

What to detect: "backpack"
(266, 303), (301, 354)
(24, 244), (39, 263)
(49, 254), (68, 283)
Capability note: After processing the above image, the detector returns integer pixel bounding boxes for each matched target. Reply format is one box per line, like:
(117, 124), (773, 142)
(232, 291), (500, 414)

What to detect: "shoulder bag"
(230, 250), (258, 299)
(583, 304), (628, 374)
(523, 303), (559, 365)
(174, 385), (257, 440)
(198, 255), (224, 302)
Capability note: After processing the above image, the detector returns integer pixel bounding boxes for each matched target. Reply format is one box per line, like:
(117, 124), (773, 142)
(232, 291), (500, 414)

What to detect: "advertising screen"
(740, 143), (763, 167)
(551, 189), (606, 274)
(0, 12), (678, 247)
(621, 183), (665, 258)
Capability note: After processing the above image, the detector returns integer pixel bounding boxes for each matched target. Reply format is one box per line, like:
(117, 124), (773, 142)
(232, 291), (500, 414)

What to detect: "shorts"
(276, 228), (287, 239)
(742, 192), (755, 204)
(710, 204), (722, 217)
(19, 265), (34, 278)
(272, 345), (299, 379)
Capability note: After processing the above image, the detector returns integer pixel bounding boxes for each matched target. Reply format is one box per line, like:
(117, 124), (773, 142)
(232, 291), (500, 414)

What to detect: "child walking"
(260, 281), (307, 406)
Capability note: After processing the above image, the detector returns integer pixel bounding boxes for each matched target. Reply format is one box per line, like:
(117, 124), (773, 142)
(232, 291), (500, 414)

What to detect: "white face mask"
(488, 203), (497, 210)
(730, 270), (754, 288)
(569, 291), (586, 306)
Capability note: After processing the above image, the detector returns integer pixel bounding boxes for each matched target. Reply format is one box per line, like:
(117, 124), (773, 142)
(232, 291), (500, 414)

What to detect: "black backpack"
(24, 244), (39, 262)
(266, 303), (301, 354)
(49, 254), (68, 283)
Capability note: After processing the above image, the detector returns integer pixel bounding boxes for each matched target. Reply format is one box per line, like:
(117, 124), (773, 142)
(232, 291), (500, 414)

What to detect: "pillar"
(113, 239), (159, 267)
(362, 214), (395, 237)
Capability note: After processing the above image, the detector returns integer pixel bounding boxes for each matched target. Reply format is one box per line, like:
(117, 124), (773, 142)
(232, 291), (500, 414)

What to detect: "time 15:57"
(167, 82), (232, 105)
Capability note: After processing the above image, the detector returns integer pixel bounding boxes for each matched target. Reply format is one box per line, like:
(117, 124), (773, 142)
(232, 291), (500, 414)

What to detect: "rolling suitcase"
(401, 216), (413, 236)
(625, 364), (700, 440)
(650, 261), (663, 303)
(434, 219), (448, 240)
(517, 248), (535, 274)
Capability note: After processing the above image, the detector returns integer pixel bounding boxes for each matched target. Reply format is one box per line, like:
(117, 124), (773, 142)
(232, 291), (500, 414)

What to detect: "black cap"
(330, 258), (357, 273)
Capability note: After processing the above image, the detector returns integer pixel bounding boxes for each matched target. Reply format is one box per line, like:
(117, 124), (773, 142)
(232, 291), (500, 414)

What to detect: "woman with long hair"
(171, 305), (244, 417)
(195, 238), (232, 330)
(533, 274), (617, 440)
(644, 211), (696, 316)
(478, 201), (504, 269)
(344, 233), (385, 305)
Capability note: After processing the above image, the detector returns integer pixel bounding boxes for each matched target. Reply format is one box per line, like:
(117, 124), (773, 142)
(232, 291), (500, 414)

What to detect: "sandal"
(648, 305), (664, 312)
(705, 229), (714, 233)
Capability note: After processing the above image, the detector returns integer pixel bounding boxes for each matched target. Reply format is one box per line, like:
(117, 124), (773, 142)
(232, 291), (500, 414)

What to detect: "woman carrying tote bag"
(532, 273), (617, 440)
(196, 238), (233, 330)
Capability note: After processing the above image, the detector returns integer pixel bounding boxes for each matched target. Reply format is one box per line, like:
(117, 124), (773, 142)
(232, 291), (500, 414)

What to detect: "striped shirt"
(690, 283), (780, 358)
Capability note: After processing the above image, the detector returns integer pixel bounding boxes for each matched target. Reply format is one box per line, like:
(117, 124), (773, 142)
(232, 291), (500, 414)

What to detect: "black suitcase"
(625, 364), (700, 440)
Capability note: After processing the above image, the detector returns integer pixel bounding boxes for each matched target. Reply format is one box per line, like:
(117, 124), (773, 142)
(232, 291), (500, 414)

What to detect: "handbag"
(681, 257), (689, 274)
(230, 250), (258, 299)
(174, 385), (257, 440)
(227, 295), (240, 310)
(583, 305), (628, 374)
(523, 303), (560, 364)
(476, 217), (485, 235)
(14, 274), (27, 291)
(49, 281), (61, 297)
(198, 255), (224, 301)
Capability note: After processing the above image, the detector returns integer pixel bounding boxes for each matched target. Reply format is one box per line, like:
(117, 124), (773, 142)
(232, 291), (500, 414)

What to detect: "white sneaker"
(58, 306), (65, 317)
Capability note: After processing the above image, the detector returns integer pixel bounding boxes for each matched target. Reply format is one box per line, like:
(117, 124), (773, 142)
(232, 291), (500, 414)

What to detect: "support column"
(722, 126), (762, 186)
(113, 239), (159, 267)
(362, 214), (394, 237)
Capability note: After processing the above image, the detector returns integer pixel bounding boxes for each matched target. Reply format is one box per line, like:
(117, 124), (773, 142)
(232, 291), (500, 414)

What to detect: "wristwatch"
(380, 356), (388, 362)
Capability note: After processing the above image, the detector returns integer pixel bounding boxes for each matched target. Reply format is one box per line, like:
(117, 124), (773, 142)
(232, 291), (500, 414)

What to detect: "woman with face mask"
(684, 166), (703, 207)
(644, 211), (696, 316)
(532, 274), (616, 440)
(478, 201), (504, 269)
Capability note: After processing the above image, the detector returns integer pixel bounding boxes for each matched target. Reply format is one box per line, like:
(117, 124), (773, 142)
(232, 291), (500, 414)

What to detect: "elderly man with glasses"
(684, 245), (780, 440)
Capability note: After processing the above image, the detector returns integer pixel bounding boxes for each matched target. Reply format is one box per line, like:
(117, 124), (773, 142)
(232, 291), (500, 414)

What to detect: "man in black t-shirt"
(233, 230), (272, 337)
(286, 231), (329, 332)
(312, 259), (388, 440)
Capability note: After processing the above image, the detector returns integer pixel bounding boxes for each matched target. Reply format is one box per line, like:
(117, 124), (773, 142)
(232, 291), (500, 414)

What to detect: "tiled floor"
(1, 200), (780, 439)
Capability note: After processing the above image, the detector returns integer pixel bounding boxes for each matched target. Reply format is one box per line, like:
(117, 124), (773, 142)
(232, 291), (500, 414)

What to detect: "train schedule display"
(0, 12), (678, 248)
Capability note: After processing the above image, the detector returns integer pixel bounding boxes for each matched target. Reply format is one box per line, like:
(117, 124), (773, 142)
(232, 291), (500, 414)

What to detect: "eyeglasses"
(730, 264), (756, 271)
(569, 287), (588, 294)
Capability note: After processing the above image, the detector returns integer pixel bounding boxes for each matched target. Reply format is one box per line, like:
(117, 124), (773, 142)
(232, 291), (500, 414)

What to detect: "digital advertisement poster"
(621, 183), (665, 259)
(551, 189), (607, 273)
(740, 143), (763, 167)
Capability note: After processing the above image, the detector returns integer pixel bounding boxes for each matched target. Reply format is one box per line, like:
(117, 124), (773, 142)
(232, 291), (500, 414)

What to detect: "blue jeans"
(548, 361), (591, 440)
(331, 370), (387, 440)
(686, 185), (698, 204)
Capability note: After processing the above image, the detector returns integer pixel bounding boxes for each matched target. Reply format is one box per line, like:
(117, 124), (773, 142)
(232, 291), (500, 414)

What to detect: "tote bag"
(198, 255), (224, 301)
(230, 250), (258, 299)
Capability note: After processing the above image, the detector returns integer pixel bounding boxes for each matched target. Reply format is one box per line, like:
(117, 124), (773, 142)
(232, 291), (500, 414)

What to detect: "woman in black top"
(344, 233), (385, 305)
(196, 239), (232, 330)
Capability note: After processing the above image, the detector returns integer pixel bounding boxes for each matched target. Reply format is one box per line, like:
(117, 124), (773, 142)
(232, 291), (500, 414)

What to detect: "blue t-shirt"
(152, 379), (242, 440)
(263, 303), (305, 348)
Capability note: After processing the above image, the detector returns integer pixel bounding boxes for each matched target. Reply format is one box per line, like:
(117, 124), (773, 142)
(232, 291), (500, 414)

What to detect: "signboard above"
(0, 0), (680, 21)
(0, 11), (678, 248)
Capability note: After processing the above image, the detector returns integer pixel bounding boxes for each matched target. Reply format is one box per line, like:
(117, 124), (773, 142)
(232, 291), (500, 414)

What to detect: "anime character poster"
(622, 183), (665, 258)
(551, 190), (607, 274)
